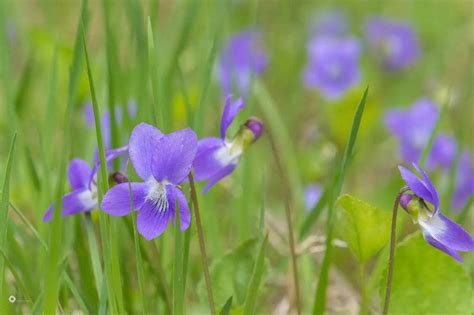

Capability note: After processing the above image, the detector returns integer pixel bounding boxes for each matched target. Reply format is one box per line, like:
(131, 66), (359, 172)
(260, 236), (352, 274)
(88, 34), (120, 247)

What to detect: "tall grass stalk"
(188, 173), (216, 315)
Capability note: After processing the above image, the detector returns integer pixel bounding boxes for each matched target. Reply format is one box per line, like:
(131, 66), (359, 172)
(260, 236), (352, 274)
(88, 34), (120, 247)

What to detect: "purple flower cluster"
(45, 97), (264, 240)
(399, 163), (474, 262)
(385, 97), (473, 210)
(303, 12), (421, 100)
(365, 17), (420, 71)
(303, 11), (361, 100)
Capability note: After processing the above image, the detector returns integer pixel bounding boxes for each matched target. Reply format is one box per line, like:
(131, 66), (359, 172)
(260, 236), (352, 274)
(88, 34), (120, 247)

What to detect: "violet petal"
(136, 200), (171, 240)
(151, 128), (197, 185)
(102, 182), (148, 216)
(220, 95), (245, 139)
(129, 123), (164, 180)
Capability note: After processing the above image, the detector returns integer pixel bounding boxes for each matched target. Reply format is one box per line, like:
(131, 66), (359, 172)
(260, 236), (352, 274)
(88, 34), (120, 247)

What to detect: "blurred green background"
(0, 0), (472, 314)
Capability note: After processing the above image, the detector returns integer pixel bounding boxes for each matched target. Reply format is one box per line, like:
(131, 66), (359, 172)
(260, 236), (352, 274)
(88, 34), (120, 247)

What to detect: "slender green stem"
(84, 213), (103, 298)
(267, 131), (301, 315)
(188, 173), (216, 315)
(383, 186), (409, 315)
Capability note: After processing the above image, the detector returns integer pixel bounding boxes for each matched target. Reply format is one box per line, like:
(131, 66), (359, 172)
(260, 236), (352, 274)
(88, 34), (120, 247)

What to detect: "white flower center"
(418, 213), (446, 239)
(146, 177), (169, 213)
(214, 140), (243, 167)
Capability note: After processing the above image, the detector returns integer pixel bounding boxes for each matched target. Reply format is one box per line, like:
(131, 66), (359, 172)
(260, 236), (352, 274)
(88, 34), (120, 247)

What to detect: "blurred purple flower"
(427, 134), (456, 170)
(452, 152), (474, 211)
(193, 95), (264, 193)
(43, 147), (128, 222)
(311, 10), (347, 37)
(83, 102), (137, 150)
(304, 184), (322, 212)
(365, 17), (420, 71)
(219, 30), (268, 97)
(385, 98), (457, 170)
(303, 36), (361, 100)
(399, 163), (474, 262)
(102, 123), (197, 240)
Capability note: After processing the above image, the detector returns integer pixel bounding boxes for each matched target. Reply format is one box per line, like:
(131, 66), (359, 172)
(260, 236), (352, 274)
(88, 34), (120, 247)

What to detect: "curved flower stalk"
(365, 17), (420, 71)
(398, 163), (474, 262)
(101, 123), (197, 240)
(43, 146), (128, 222)
(193, 95), (264, 193)
(303, 35), (361, 100)
(219, 30), (268, 97)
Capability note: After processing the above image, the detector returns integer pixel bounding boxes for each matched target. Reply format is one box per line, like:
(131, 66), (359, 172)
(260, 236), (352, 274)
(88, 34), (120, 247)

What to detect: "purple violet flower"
(385, 97), (456, 170)
(452, 151), (474, 211)
(303, 35), (361, 100)
(43, 146), (128, 222)
(193, 95), (264, 193)
(398, 163), (474, 262)
(365, 17), (421, 71)
(219, 30), (268, 97)
(101, 123), (197, 240)
(304, 184), (322, 212)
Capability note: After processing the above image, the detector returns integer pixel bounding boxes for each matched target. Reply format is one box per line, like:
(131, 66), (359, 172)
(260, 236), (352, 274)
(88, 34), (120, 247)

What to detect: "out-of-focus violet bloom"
(452, 152), (474, 211)
(427, 134), (456, 170)
(83, 102), (137, 150)
(101, 123), (197, 240)
(365, 17), (420, 71)
(304, 184), (322, 212)
(311, 10), (347, 37)
(43, 147), (128, 222)
(398, 163), (474, 262)
(193, 95), (264, 193)
(303, 36), (361, 100)
(219, 30), (268, 97)
(385, 97), (456, 170)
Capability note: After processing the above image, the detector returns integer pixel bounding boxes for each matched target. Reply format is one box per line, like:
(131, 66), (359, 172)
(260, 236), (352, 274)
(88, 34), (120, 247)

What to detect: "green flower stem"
(188, 173), (216, 315)
(267, 130), (301, 315)
(383, 186), (409, 315)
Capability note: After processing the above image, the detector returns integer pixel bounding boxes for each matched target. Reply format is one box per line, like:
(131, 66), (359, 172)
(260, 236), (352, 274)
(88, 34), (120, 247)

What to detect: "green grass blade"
(129, 176), (146, 315)
(243, 235), (268, 315)
(0, 248), (32, 305)
(219, 296), (233, 315)
(253, 79), (303, 203)
(82, 21), (125, 314)
(0, 133), (17, 309)
(10, 202), (90, 313)
(312, 87), (369, 315)
(299, 188), (330, 240)
(147, 17), (160, 126)
(173, 199), (184, 315)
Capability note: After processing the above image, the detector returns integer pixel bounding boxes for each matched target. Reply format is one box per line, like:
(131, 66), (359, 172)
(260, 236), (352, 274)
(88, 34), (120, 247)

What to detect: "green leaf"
(243, 235), (268, 315)
(199, 238), (267, 308)
(381, 233), (472, 315)
(335, 195), (391, 263)
(0, 133), (17, 309)
(312, 87), (369, 315)
(220, 296), (233, 315)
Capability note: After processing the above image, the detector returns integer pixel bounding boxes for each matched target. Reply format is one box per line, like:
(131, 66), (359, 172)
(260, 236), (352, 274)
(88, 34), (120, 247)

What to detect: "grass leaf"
(312, 87), (368, 315)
